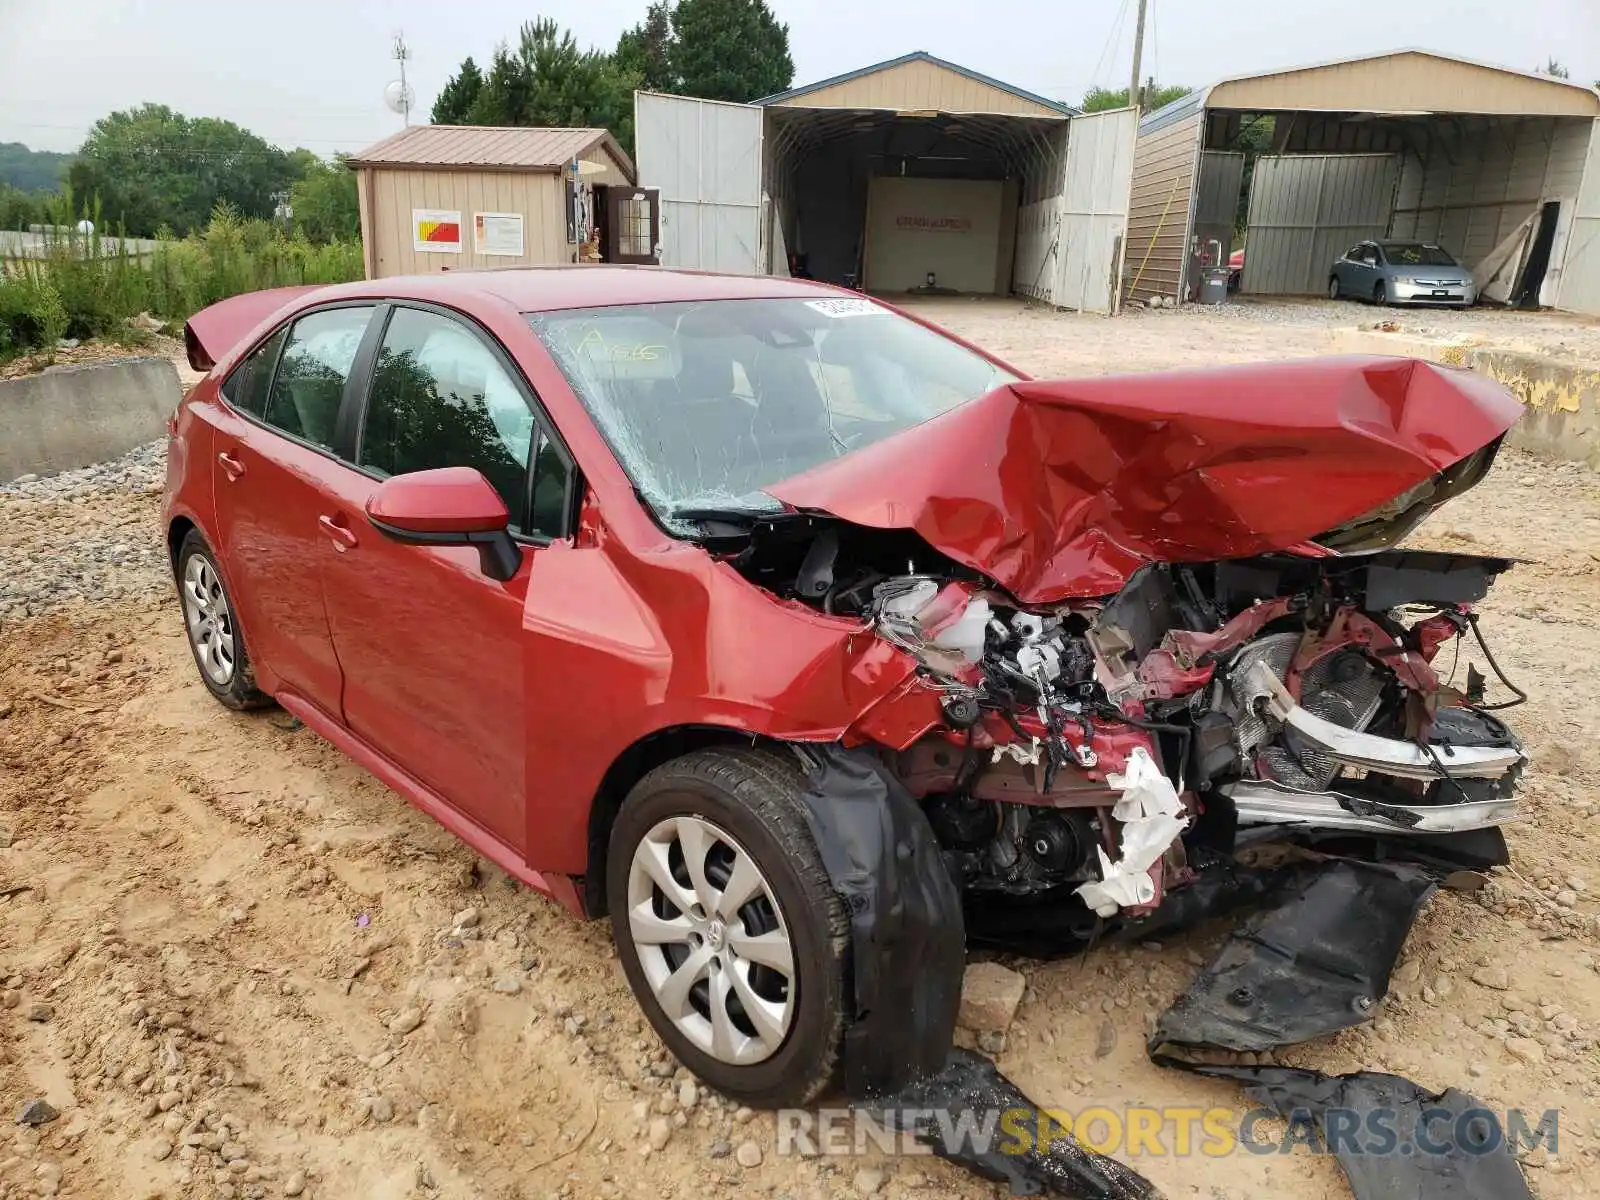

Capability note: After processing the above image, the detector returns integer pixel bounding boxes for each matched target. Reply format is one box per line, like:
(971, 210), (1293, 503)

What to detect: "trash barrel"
(1198, 266), (1230, 305)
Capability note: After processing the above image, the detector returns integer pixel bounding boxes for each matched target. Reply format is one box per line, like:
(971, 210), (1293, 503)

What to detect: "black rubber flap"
(1174, 1065), (1533, 1200)
(792, 745), (967, 1098)
(868, 1048), (1162, 1200)
(1151, 860), (1437, 1053)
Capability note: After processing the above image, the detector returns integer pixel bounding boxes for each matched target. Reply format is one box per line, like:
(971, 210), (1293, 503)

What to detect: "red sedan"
(165, 267), (1527, 1107)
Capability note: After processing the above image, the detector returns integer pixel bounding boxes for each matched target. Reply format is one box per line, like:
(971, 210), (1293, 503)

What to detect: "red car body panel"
(769, 356), (1523, 602)
(166, 271), (964, 914)
(165, 269), (1522, 921)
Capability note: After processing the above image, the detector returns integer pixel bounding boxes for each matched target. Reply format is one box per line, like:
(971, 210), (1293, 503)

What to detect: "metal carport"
(634, 52), (1140, 314)
(1121, 50), (1600, 313)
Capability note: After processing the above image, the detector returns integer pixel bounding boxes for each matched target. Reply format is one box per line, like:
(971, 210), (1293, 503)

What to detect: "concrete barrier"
(1328, 328), (1600, 470)
(0, 357), (180, 484)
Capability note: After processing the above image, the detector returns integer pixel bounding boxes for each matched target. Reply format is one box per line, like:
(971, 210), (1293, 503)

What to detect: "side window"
(1344, 243), (1365, 261)
(360, 308), (556, 533)
(220, 327), (288, 417)
(1362, 245), (1381, 265)
(263, 307), (375, 450)
(529, 435), (570, 538)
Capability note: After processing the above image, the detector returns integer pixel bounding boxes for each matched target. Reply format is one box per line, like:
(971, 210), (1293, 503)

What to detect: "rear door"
(1053, 106), (1138, 314)
(316, 304), (578, 855)
(634, 90), (765, 273)
(211, 303), (378, 717)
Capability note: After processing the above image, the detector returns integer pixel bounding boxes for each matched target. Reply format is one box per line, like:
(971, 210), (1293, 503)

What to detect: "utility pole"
(1128, 0), (1148, 111)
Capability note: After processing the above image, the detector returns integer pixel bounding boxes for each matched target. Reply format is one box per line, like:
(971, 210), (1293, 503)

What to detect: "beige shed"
(347, 125), (640, 279)
(1122, 49), (1600, 313)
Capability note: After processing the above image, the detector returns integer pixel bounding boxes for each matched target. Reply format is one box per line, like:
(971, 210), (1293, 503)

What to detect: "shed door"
(1557, 119), (1600, 315)
(1242, 154), (1399, 295)
(634, 91), (765, 274)
(1053, 107), (1138, 313)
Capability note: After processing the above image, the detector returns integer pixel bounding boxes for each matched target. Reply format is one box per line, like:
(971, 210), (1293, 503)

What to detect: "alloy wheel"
(181, 555), (236, 686)
(626, 814), (797, 1066)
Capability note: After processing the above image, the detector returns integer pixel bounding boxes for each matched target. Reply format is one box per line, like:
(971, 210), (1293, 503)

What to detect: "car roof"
(296, 265), (851, 315)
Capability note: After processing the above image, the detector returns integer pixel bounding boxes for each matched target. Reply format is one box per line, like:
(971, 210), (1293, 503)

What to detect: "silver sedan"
(1329, 240), (1476, 306)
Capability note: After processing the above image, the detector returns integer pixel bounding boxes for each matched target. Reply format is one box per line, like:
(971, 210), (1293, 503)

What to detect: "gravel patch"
(0, 440), (170, 621)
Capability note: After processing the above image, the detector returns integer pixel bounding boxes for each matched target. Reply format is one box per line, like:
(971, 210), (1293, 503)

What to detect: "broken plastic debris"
(1149, 860), (1436, 1055)
(1074, 748), (1188, 917)
(868, 1049), (1161, 1199)
(355, 913), (371, 929)
(991, 736), (1044, 766)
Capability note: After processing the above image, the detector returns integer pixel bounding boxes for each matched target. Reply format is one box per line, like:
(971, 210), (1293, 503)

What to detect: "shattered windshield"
(527, 297), (1017, 532)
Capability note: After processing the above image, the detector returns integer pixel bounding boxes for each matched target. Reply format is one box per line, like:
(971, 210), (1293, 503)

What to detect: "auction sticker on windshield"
(806, 298), (883, 318)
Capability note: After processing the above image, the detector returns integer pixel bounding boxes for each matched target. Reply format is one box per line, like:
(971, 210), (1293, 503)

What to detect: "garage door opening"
(763, 108), (1066, 296)
(1211, 109), (1597, 304)
(1123, 52), (1600, 312)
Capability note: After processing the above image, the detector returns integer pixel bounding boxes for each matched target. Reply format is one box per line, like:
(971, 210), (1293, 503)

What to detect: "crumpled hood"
(768, 356), (1523, 603)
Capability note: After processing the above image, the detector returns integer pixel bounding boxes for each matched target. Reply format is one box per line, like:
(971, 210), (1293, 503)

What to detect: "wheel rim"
(182, 555), (236, 687)
(1330, 278), (1339, 298)
(626, 814), (796, 1067)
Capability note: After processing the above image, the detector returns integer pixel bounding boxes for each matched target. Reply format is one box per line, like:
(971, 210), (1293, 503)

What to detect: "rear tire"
(176, 530), (270, 710)
(607, 747), (849, 1109)
(1328, 276), (1341, 300)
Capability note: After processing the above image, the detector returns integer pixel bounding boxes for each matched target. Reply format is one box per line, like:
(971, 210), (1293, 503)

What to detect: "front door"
(600, 185), (662, 265)
(317, 305), (575, 855)
(211, 304), (377, 717)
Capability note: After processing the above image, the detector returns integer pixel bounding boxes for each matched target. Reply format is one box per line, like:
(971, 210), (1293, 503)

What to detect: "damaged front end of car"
(729, 356), (1530, 941)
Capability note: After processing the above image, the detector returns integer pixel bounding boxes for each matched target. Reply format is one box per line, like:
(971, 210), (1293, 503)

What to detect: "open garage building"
(634, 52), (1140, 313)
(1123, 50), (1600, 314)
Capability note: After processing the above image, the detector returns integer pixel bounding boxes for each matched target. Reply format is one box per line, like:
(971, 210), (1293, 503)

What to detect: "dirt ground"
(3, 301), (1599, 1200)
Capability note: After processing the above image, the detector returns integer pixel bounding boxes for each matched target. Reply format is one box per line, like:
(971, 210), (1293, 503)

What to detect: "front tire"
(607, 748), (849, 1108)
(176, 530), (269, 710)
(1374, 280), (1388, 305)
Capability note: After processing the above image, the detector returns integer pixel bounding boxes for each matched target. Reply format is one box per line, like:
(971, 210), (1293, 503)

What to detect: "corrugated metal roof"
(1138, 90), (1205, 136)
(756, 51), (1078, 116)
(348, 126), (635, 180)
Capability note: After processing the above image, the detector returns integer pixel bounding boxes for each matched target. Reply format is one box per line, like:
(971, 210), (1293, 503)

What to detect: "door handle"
(217, 451), (244, 480)
(318, 514), (358, 550)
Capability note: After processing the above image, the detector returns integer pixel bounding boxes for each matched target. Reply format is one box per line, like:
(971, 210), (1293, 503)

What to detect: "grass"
(0, 199), (363, 363)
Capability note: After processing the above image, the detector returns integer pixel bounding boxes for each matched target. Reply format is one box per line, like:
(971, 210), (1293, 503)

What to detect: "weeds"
(0, 196), (362, 362)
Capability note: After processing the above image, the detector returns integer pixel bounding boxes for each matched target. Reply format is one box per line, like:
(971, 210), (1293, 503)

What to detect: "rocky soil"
(2, 308), (1599, 1200)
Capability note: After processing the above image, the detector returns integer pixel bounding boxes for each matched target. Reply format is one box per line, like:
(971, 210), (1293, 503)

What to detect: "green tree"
(1235, 115), (1275, 238)
(669, 0), (792, 102)
(432, 57), (486, 125)
(0, 142), (72, 193)
(0, 184), (47, 231)
(1542, 58), (1570, 79)
(456, 21), (635, 145)
(615, 2), (675, 92)
(290, 155), (360, 243)
(1082, 82), (1191, 113)
(67, 104), (291, 236)
(285, 147), (322, 179)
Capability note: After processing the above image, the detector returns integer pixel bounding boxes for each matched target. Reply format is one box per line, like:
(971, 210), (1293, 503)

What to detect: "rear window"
(219, 327), (288, 418)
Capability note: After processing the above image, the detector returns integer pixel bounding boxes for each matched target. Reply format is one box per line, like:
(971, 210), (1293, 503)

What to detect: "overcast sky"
(1, 0), (1596, 155)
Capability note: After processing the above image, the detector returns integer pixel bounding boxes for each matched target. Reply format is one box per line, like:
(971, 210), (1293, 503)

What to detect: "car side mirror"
(365, 467), (521, 582)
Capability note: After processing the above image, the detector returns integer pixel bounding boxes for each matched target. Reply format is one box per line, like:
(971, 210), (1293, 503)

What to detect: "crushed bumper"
(1243, 659), (1525, 782)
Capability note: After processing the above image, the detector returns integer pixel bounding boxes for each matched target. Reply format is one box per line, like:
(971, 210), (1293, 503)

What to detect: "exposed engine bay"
(726, 516), (1527, 923)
